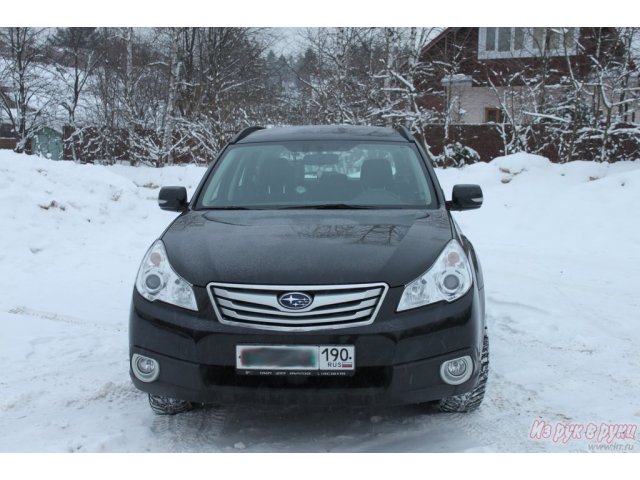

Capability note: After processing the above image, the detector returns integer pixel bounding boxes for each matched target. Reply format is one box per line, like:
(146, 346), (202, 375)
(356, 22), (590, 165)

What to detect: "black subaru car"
(129, 125), (487, 415)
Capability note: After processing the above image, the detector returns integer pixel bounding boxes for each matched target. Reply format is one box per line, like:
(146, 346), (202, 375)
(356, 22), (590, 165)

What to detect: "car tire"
(438, 334), (489, 413)
(148, 394), (193, 415)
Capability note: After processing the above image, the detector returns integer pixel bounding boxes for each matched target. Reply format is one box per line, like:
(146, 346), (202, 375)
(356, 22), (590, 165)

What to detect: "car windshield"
(196, 141), (437, 210)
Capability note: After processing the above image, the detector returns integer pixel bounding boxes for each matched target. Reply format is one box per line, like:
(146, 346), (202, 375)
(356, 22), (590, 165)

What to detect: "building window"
(497, 28), (511, 51)
(479, 27), (577, 59)
(485, 27), (495, 51)
(514, 28), (526, 50)
(485, 107), (504, 123)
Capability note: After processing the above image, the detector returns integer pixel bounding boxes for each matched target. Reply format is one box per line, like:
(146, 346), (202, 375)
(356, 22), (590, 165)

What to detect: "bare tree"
(166, 27), (279, 161)
(479, 27), (640, 162)
(289, 28), (380, 125)
(373, 27), (441, 156)
(84, 28), (168, 165)
(0, 27), (51, 153)
(159, 27), (181, 167)
(538, 28), (640, 162)
(48, 27), (101, 160)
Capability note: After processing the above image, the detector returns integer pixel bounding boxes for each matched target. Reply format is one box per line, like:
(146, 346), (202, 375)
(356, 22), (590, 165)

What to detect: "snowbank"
(1, 151), (639, 452)
(490, 152), (551, 174)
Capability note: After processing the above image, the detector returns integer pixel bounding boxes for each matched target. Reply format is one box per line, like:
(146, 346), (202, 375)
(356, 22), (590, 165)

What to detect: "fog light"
(447, 358), (467, 376)
(131, 353), (160, 383)
(440, 355), (472, 385)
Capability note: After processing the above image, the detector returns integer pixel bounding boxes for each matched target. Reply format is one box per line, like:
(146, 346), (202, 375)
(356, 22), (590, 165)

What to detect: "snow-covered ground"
(1, 151), (639, 452)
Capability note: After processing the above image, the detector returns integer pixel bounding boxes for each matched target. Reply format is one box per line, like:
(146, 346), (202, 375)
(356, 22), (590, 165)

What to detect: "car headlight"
(397, 239), (473, 312)
(135, 239), (198, 311)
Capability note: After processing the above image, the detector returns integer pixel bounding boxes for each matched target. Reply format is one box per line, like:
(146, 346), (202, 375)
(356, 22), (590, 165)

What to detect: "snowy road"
(1, 152), (639, 452)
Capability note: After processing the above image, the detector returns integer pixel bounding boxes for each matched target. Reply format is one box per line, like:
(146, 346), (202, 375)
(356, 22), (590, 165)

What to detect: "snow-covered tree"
(286, 27), (441, 157)
(286, 28), (380, 125)
(371, 27), (441, 156)
(483, 28), (640, 162)
(0, 27), (51, 153)
(48, 27), (101, 160)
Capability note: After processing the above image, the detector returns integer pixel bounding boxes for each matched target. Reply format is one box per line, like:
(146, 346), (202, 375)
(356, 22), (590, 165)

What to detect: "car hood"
(161, 209), (453, 288)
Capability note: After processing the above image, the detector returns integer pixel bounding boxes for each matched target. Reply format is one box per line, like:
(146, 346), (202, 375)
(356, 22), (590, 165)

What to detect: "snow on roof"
(421, 27), (457, 54)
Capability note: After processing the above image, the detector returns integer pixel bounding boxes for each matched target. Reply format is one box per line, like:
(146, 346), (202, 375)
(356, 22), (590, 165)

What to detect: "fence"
(420, 123), (640, 164)
(61, 126), (218, 165)
(0, 137), (17, 150)
(2, 123), (638, 164)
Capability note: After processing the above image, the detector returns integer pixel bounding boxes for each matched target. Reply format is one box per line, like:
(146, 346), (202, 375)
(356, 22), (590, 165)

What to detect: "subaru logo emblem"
(278, 292), (312, 310)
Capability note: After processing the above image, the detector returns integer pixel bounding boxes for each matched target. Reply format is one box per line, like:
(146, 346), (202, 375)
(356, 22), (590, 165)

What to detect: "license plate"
(236, 345), (355, 376)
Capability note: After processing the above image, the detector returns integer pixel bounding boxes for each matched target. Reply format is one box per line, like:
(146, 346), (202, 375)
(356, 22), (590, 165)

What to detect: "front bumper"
(129, 284), (485, 406)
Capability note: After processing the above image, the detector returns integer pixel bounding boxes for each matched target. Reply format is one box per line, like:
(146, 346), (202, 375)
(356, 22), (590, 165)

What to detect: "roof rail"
(394, 125), (414, 142)
(230, 126), (265, 144)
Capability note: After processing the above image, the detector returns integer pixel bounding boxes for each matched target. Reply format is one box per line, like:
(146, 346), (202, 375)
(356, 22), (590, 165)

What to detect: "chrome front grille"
(207, 282), (389, 331)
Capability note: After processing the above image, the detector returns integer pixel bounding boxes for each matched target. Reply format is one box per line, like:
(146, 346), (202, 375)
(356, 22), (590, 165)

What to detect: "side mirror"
(158, 186), (188, 212)
(448, 184), (483, 211)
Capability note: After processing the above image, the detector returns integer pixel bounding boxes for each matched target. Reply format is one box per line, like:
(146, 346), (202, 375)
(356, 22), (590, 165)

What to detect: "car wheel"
(438, 334), (489, 413)
(148, 394), (193, 415)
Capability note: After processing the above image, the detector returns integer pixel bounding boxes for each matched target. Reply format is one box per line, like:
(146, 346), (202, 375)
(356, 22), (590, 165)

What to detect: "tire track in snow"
(149, 405), (231, 452)
(7, 306), (120, 332)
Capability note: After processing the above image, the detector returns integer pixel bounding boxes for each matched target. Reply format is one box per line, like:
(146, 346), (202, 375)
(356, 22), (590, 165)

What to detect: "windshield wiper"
(203, 206), (254, 210)
(277, 204), (379, 210)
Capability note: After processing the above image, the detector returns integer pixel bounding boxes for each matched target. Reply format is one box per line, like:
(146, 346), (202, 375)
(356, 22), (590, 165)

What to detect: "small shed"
(32, 127), (63, 160)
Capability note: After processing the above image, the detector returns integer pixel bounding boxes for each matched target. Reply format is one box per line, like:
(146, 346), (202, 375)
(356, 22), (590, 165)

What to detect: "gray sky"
(269, 28), (306, 56)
